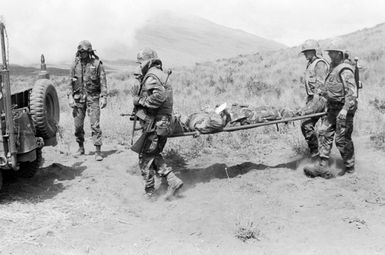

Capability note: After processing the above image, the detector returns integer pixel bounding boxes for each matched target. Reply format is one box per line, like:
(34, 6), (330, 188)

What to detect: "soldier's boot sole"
(95, 146), (103, 161)
(319, 171), (335, 179)
(95, 154), (103, 161)
(303, 165), (318, 178)
(304, 165), (334, 179)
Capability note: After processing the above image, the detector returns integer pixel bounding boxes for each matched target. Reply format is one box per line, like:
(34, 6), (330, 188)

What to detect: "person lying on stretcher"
(169, 103), (300, 136)
(170, 103), (231, 137)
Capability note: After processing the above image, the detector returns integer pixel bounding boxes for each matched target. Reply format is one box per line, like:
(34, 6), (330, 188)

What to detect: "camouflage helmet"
(325, 38), (345, 53)
(136, 48), (158, 63)
(77, 40), (93, 52)
(300, 39), (320, 53)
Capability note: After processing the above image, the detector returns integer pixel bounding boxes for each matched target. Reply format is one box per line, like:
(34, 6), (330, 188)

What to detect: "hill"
(8, 64), (69, 77)
(8, 62), (125, 77)
(9, 12), (286, 71)
(103, 11), (286, 67)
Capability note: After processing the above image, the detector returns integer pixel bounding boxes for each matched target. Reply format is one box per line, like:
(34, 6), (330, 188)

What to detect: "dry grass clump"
(234, 220), (261, 242)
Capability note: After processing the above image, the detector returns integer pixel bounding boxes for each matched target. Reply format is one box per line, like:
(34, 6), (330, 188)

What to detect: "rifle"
(354, 57), (363, 98)
(131, 85), (143, 145)
(131, 116), (155, 154)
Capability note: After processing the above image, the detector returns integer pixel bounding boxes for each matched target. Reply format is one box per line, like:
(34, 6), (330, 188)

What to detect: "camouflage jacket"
(304, 57), (329, 96)
(324, 62), (358, 111)
(137, 65), (173, 118)
(68, 57), (107, 97)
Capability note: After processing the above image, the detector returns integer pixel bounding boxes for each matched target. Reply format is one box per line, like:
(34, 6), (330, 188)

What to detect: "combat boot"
(165, 172), (183, 200)
(304, 157), (334, 179)
(95, 145), (103, 161)
(158, 176), (169, 192)
(338, 166), (355, 176)
(74, 142), (85, 156)
(345, 166), (355, 174)
(144, 186), (155, 199)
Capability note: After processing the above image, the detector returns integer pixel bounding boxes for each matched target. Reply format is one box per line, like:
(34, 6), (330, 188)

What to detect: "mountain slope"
(104, 12), (286, 67)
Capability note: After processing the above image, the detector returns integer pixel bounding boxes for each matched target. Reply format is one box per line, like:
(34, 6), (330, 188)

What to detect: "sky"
(1, 0), (384, 65)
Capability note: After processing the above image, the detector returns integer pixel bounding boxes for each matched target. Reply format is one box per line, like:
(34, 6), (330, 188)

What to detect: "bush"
(234, 220), (261, 242)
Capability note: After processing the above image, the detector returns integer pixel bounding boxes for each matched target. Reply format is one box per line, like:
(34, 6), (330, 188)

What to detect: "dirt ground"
(1, 135), (385, 255)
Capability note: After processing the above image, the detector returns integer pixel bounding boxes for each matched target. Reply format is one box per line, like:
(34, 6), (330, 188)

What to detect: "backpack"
(342, 55), (363, 98)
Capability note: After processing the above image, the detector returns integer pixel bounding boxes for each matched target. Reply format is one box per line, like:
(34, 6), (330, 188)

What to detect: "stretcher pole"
(169, 112), (327, 137)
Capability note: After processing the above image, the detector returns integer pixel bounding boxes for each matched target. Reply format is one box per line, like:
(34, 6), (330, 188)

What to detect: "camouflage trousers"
(318, 104), (356, 168)
(72, 96), (102, 146)
(301, 95), (327, 155)
(139, 134), (172, 192)
(301, 115), (323, 155)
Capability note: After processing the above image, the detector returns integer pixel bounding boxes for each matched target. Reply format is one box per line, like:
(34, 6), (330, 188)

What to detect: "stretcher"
(168, 112), (327, 137)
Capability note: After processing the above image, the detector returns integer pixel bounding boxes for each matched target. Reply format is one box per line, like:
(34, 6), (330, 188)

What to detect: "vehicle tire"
(30, 79), (60, 139)
(0, 170), (3, 191)
(17, 148), (43, 178)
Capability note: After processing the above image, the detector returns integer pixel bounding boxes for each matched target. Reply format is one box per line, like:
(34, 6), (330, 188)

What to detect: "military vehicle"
(0, 21), (60, 190)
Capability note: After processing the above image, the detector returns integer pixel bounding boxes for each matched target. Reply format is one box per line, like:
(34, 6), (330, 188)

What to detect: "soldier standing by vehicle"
(304, 42), (358, 178)
(298, 39), (329, 159)
(132, 48), (183, 199)
(67, 40), (107, 161)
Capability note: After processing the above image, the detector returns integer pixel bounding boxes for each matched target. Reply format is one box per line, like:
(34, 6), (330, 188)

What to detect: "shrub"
(234, 220), (261, 242)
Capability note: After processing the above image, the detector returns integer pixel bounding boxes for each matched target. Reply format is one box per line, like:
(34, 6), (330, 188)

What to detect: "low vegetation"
(234, 220), (261, 242)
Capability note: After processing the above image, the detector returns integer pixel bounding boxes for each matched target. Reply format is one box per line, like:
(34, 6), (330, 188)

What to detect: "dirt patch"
(1, 136), (385, 254)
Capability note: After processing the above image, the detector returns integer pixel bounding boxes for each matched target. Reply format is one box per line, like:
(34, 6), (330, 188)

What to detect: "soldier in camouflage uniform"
(304, 42), (358, 178)
(67, 40), (107, 161)
(298, 39), (329, 158)
(132, 48), (183, 199)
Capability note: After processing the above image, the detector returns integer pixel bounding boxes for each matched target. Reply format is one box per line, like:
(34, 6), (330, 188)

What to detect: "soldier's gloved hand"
(133, 96), (141, 106)
(192, 130), (201, 138)
(68, 95), (75, 108)
(100, 96), (107, 109)
(296, 109), (305, 116)
(337, 109), (347, 120)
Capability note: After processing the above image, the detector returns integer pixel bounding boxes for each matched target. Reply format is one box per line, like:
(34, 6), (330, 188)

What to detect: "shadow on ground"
(164, 148), (347, 188)
(178, 156), (346, 186)
(0, 161), (86, 203)
(177, 159), (304, 188)
(87, 149), (118, 159)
